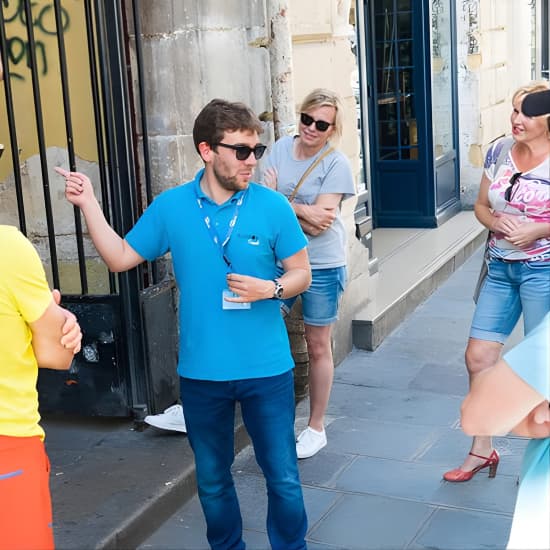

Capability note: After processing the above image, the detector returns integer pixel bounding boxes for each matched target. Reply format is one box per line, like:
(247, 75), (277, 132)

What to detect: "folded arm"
(30, 299), (81, 370)
(504, 221), (550, 249)
(292, 193), (342, 236)
(474, 174), (522, 236)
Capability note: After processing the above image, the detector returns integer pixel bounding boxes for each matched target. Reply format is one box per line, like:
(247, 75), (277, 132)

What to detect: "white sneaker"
(144, 404), (187, 433)
(296, 426), (327, 459)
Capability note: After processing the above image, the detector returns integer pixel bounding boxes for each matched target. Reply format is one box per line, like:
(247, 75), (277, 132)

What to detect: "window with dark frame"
(373, 0), (418, 161)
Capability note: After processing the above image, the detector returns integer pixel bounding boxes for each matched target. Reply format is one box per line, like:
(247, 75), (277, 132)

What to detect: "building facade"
(0, 0), (546, 415)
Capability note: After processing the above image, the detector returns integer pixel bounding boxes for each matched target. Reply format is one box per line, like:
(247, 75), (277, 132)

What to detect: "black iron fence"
(0, 0), (178, 417)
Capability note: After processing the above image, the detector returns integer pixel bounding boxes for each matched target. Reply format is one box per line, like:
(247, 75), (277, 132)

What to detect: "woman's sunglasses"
(504, 172), (522, 202)
(300, 112), (333, 132)
(215, 142), (267, 161)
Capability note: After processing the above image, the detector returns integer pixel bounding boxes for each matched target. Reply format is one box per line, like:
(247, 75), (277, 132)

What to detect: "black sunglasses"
(504, 172), (522, 202)
(215, 142), (267, 161)
(300, 112), (333, 132)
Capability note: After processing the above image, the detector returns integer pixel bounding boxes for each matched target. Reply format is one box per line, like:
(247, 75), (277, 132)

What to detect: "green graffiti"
(3, 0), (69, 32)
(6, 35), (47, 76)
(7, 35), (26, 64)
(36, 4), (70, 35)
(3, 0), (70, 79)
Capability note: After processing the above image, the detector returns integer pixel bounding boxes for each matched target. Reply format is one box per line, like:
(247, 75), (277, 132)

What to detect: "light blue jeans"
(470, 258), (550, 342)
(281, 266), (347, 326)
(180, 371), (307, 550)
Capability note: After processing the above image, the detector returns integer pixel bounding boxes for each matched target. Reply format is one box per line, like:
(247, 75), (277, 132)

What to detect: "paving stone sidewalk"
(141, 247), (526, 550)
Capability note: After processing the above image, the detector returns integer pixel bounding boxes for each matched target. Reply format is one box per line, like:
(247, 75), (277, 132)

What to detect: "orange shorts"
(0, 435), (54, 550)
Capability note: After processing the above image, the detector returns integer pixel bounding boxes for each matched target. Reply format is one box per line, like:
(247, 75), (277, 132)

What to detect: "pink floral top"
(485, 138), (550, 261)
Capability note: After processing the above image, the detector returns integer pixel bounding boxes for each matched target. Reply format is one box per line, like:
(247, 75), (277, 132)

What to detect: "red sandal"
(443, 450), (500, 482)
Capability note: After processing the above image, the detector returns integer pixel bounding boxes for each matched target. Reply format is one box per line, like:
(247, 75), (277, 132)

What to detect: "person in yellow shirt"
(0, 225), (82, 549)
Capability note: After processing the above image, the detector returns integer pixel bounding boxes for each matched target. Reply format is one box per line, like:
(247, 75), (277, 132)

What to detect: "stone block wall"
(131, 0), (273, 193)
(458, 0), (534, 207)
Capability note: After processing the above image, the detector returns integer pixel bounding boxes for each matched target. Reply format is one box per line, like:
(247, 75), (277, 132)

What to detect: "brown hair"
(299, 88), (344, 138)
(193, 99), (263, 153)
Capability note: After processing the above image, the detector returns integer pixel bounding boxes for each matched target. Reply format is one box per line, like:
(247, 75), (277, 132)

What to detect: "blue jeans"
(281, 266), (347, 326)
(470, 258), (550, 342)
(180, 371), (307, 550)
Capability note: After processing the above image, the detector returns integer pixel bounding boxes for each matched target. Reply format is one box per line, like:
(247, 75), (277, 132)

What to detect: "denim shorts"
(470, 258), (550, 343)
(281, 266), (347, 326)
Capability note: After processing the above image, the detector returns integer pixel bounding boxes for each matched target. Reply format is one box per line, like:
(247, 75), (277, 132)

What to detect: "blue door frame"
(359, 0), (461, 228)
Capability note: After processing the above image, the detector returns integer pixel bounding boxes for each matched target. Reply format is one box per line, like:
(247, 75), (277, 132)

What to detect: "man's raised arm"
(58, 167), (144, 272)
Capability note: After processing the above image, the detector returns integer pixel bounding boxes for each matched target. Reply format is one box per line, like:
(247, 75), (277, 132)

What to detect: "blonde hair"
(298, 88), (344, 138)
(513, 80), (550, 131)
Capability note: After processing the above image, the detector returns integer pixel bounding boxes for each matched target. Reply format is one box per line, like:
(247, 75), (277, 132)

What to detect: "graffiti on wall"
(2, 0), (70, 80)
(0, 0), (98, 184)
(462, 0), (479, 55)
(431, 0), (443, 58)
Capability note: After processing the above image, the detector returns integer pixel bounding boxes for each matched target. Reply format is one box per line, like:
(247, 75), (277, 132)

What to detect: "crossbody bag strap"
(484, 137), (515, 247)
(493, 137), (514, 175)
(288, 146), (335, 202)
(474, 137), (515, 304)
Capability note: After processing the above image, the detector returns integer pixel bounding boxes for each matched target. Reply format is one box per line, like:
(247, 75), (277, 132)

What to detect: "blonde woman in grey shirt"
(263, 89), (355, 459)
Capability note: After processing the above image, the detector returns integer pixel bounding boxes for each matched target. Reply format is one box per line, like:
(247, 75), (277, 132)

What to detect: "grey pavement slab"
(45, 416), (195, 549)
(410, 507), (512, 550)
(430, 474), (519, 514)
(332, 455), (446, 503)
(327, 384), (462, 427)
(136, 247), (525, 549)
(408, 361), (469, 396)
(307, 493), (433, 549)
(333, 350), (426, 390)
(322, 416), (447, 462)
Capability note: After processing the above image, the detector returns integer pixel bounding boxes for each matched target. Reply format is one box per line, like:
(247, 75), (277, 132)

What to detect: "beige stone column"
(267, 0), (297, 138)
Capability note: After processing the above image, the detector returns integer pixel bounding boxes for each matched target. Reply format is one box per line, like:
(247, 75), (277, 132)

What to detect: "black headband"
(522, 90), (550, 117)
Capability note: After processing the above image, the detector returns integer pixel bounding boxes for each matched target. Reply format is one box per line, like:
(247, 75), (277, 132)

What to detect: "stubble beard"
(213, 164), (248, 192)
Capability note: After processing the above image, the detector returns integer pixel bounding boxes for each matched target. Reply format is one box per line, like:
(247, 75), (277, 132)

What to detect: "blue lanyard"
(195, 187), (246, 270)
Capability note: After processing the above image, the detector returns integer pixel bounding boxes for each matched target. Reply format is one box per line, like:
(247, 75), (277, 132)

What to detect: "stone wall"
(457, 0), (534, 207)
(131, 1), (273, 193)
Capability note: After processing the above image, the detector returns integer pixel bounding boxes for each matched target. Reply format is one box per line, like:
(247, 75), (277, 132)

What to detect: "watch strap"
(272, 279), (284, 299)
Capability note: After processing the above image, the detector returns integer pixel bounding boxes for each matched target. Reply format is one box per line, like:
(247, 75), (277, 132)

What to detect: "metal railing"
(0, 0), (156, 296)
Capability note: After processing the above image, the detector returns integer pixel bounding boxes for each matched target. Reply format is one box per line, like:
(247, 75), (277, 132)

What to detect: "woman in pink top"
(444, 81), (550, 482)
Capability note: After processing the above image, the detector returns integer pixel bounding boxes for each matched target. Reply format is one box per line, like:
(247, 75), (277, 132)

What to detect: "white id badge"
(222, 289), (251, 310)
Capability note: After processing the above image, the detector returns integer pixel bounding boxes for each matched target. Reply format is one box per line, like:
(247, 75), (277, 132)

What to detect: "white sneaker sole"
(144, 418), (187, 433)
(296, 439), (326, 459)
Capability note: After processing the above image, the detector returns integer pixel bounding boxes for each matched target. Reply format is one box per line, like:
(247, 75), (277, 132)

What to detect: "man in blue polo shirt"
(62, 99), (311, 550)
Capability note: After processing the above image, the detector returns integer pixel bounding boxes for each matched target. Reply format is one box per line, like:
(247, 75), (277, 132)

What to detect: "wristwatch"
(272, 279), (284, 299)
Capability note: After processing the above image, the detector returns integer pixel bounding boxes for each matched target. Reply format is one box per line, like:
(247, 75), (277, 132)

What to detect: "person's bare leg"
(459, 338), (503, 472)
(304, 324), (334, 432)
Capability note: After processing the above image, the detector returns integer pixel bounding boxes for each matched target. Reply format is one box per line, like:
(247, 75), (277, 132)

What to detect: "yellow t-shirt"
(0, 225), (52, 439)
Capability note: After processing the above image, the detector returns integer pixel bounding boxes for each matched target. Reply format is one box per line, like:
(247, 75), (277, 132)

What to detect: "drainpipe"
(266, 0), (296, 139)
(266, 0), (309, 402)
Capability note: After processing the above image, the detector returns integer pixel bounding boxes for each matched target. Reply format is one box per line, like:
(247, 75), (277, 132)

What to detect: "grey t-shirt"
(263, 136), (355, 268)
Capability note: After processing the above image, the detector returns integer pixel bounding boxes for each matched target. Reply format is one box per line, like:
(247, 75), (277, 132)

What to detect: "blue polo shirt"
(126, 169), (308, 381)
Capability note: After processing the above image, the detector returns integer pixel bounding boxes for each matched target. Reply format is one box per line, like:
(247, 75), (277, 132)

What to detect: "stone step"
(352, 211), (486, 351)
